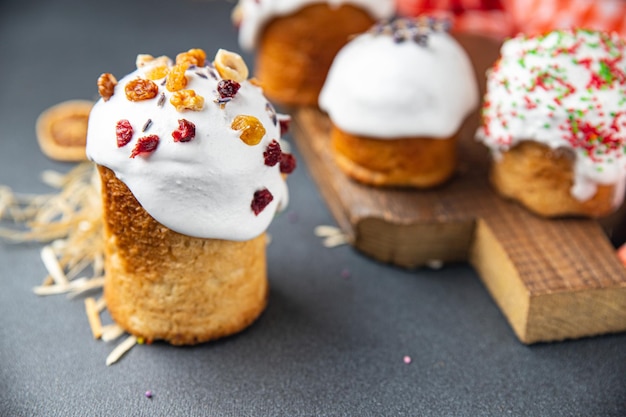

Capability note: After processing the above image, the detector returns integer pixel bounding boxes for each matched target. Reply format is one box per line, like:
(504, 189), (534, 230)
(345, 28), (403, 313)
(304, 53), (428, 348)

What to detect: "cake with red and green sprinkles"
(476, 29), (626, 217)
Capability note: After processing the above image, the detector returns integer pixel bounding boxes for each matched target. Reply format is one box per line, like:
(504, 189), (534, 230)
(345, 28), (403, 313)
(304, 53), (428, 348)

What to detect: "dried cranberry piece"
(130, 135), (159, 158)
(116, 119), (133, 147)
(263, 140), (282, 166)
(280, 153), (296, 174)
(217, 79), (241, 99)
(251, 188), (273, 215)
(278, 115), (291, 136)
(172, 119), (196, 142)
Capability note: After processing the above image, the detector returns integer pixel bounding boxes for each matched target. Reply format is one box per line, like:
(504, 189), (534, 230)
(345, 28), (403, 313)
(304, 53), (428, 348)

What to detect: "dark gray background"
(1, 0), (625, 416)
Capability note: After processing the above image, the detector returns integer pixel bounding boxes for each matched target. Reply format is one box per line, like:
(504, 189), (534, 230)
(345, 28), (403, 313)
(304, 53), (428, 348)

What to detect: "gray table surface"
(1, 0), (625, 416)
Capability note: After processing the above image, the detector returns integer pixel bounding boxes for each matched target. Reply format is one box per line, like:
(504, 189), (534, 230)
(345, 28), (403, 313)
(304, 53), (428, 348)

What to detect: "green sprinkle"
(599, 61), (614, 84)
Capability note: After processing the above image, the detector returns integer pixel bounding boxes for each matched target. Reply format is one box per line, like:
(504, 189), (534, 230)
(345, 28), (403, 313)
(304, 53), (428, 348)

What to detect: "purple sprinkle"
(160, 78), (167, 86)
(157, 93), (166, 107)
(145, 390), (153, 399)
(414, 34), (429, 47)
(188, 64), (197, 70)
(215, 97), (232, 105)
(208, 69), (218, 80)
(142, 119), (152, 132)
(266, 102), (278, 126)
(393, 32), (406, 43)
(195, 71), (208, 79)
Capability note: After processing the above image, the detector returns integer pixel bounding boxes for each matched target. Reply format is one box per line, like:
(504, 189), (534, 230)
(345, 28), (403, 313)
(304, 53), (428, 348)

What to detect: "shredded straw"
(106, 335), (137, 366)
(314, 225), (350, 248)
(101, 324), (126, 342)
(0, 162), (136, 365)
(85, 297), (103, 339)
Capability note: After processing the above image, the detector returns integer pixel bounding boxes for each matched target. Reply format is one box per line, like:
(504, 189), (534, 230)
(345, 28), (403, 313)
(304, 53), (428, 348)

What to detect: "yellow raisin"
(170, 90), (205, 112)
(145, 65), (169, 80)
(214, 49), (249, 83)
(176, 48), (207, 67)
(166, 62), (189, 92)
(97, 73), (118, 102)
(231, 115), (266, 146)
(125, 78), (159, 101)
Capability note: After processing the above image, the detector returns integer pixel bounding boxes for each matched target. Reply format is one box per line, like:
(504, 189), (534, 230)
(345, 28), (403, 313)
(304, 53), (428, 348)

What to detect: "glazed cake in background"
(319, 18), (478, 188)
(232, 0), (394, 107)
(476, 29), (626, 218)
(86, 48), (295, 345)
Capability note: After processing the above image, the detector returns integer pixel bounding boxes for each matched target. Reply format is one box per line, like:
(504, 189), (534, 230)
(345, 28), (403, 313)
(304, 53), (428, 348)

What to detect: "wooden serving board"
(289, 35), (626, 344)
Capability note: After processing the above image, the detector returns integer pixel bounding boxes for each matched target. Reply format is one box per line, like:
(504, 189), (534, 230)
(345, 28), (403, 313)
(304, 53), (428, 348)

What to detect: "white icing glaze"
(318, 25), (479, 138)
(476, 29), (626, 203)
(86, 54), (290, 241)
(235, 0), (394, 51)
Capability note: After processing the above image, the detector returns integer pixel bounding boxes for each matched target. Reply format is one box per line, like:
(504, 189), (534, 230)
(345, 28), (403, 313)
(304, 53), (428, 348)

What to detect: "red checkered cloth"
(506, 0), (626, 38)
(396, 0), (515, 39)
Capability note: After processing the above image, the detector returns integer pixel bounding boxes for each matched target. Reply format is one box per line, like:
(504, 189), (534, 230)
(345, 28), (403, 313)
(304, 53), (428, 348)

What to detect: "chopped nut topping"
(176, 48), (207, 67)
(97, 73), (118, 102)
(214, 49), (249, 82)
(170, 89), (205, 112)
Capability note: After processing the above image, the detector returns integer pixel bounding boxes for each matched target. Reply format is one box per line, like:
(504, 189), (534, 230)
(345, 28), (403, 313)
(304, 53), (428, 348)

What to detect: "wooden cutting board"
(289, 34), (626, 344)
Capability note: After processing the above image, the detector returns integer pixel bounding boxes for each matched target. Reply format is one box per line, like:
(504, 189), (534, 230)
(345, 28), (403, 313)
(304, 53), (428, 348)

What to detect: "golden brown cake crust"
(98, 166), (268, 345)
(491, 141), (617, 218)
(330, 125), (458, 188)
(255, 3), (375, 107)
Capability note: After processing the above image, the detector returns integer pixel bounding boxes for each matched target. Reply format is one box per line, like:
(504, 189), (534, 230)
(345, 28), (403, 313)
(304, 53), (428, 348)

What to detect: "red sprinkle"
(251, 188), (273, 215)
(116, 120), (133, 147)
(172, 119), (196, 142)
(280, 152), (297, 174)
(263, 140), (282, 166)
(130, 135), (159, 158)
